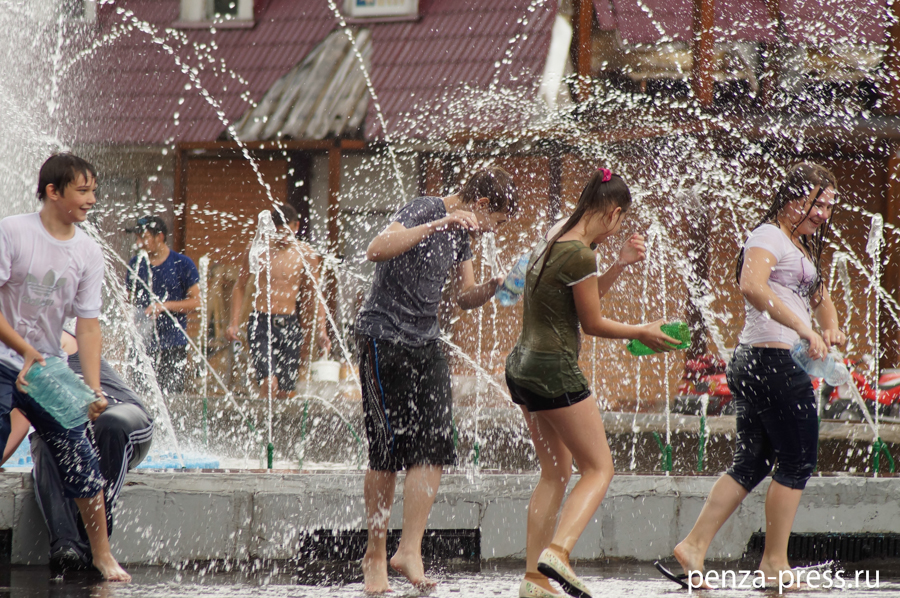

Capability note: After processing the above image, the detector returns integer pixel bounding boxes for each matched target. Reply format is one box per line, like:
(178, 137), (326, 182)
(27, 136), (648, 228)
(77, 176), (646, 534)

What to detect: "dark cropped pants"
(725, 345), (818, 492)
(32, 403), (153, 562)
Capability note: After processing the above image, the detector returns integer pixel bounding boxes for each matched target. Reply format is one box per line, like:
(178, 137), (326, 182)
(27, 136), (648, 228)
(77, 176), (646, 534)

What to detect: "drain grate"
(296, 529), (480, 563)
(746, 532), (900, 563)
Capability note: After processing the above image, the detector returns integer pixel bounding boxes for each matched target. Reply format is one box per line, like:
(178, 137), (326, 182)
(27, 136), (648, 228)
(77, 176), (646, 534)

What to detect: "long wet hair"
(735, 162), (838, 299)
(531, 168), (632, 292)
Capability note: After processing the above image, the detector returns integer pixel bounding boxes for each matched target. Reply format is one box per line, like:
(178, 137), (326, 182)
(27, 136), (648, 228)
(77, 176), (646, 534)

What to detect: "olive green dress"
(505, 238), (598, 400)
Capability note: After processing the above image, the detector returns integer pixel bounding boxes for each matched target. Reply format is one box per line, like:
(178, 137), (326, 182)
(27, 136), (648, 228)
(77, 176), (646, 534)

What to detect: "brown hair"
(736, 162), (838, 298)
(531, 169), (632, 292)
(271, 203), (299, 227)
(460, 166), (518, 215)
(37, 153), (97, 201)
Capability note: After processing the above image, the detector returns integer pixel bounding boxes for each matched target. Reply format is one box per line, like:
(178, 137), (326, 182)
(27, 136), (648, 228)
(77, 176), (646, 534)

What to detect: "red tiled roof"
(71, 0), (885, 146)
(73, 0), (555, 145)
(365, 0), (556, 139)
(74, 0), (334, 145)
(596, 0), (885, 45)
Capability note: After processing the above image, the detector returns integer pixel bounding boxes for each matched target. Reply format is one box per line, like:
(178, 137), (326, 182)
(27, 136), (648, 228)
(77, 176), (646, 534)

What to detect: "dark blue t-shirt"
(127, 251), (199, 350)
(356, 196), (474, 346)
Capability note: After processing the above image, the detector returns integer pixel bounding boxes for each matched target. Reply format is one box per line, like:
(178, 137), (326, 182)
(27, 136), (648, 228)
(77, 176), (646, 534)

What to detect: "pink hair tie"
(598, 168), (612, 183)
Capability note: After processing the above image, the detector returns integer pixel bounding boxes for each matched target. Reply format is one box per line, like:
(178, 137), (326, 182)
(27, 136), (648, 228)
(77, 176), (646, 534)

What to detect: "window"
(178, 0), (253, 26)
(343, 0), (418, 20)
(61, 0), (97, 22)
(211, 0), (238, 19)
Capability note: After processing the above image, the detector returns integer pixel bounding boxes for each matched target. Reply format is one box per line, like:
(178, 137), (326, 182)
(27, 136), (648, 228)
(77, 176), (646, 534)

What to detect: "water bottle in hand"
(495, 252), (530, 306)
(627, 321), (691, 356)
(24, 356), (97, 429)
(790, 339), (850, 386)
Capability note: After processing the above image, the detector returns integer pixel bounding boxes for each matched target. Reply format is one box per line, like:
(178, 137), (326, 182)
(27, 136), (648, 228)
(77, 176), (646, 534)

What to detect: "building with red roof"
(65, 0), (900, 399)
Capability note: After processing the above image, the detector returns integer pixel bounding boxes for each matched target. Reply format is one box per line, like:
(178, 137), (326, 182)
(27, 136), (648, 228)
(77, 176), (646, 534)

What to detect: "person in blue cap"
(126, 215), (200, 395)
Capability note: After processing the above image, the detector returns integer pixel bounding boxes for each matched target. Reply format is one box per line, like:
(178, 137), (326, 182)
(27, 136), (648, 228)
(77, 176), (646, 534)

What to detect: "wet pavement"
(4, 561), (899, 598)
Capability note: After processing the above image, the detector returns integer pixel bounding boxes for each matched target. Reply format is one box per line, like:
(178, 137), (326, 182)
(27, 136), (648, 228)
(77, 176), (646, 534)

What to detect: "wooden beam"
(883, 146), (900, 369)
(691, 0), (716, 108)
(572, 0), (594, 102)
(441, 153), (459, 195)
(327, 146), (342, 256)
(548, 153), (562, 222)
(177, 139), (366, 153)
(287, 152), (312, 241)
(883, 0), (900, 114)
(416, 152), (429, 197)
(173, 144), (187, 253)
(323, 145), (343, 355)
(685, 204), (712, 360)
(759, 0), (785, 107)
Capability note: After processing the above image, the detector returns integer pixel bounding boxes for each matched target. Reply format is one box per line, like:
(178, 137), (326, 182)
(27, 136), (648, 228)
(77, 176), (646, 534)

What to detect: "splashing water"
(1, 1), (899, 477)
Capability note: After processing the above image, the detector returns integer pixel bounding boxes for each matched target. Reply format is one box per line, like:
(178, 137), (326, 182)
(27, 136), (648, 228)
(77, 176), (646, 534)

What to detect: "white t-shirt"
(0, 213), (104, 371)
(738, 223), (816, 346)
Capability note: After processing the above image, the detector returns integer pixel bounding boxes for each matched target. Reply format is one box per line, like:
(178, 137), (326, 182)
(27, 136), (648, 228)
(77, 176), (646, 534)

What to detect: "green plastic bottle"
(627, 321), (691, 356)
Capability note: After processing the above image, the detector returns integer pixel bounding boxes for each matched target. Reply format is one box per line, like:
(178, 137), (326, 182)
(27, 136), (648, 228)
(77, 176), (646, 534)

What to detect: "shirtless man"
(225, 204), (330, 399)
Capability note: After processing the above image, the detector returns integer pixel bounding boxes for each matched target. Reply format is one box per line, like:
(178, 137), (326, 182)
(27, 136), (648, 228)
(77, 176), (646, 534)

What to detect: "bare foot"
(759, 559), (807, 591)
(673, 540), (711, 589)
(389, 551), (435, 590)
(93, 553), (131, 582)
(363, 553), (392, 594)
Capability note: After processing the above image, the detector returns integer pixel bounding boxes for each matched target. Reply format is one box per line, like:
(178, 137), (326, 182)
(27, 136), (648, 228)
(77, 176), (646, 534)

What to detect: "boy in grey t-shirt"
(0, 154), (130, 582)
(356, 167), (517, 594)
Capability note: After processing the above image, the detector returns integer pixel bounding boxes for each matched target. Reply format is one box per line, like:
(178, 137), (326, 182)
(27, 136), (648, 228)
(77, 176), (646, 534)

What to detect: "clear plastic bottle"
(495, 252), (531, 306)
(24, 356), (97, 429)
(626, 322), (691, 356)
(790, 339), (850, 386)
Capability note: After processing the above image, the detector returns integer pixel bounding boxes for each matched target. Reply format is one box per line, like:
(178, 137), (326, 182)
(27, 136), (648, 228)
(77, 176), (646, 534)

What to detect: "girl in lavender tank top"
(658, 163), (848, 591)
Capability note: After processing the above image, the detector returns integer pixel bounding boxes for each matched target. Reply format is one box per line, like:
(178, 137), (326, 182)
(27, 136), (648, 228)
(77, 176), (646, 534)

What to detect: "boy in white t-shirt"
(0, 153), (130, 582)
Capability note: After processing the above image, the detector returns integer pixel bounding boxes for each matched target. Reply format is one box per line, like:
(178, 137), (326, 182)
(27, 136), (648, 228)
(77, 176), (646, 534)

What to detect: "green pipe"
(292, 399), (364, 470)
(814, 415), (820, 473)
(653, 431), (673, 472)
(267, 442), (274, 469)
(344, 420), (364, 470)
(202, 397), (208, 446)
(298, 400), (310, 470)
(873, 437), (896, 475)
(696, 415), (706, 472)
(473, 441), (480, 467)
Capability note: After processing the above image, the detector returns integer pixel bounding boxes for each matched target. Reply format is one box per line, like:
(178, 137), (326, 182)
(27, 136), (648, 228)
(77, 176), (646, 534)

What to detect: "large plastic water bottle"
(627, 321), (691, 356)
(495, 252), (531, 306)
(790, 339), (850, 386)
(23, 356), (98, 429)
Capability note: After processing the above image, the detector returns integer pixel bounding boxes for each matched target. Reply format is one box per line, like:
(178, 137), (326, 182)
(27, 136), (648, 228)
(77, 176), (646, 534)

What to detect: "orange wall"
(183, 157), (288, 266)
(176, 151), (898, 408)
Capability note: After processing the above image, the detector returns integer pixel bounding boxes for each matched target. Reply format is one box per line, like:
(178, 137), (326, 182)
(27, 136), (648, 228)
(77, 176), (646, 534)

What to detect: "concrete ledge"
(2, 471), (898, 565)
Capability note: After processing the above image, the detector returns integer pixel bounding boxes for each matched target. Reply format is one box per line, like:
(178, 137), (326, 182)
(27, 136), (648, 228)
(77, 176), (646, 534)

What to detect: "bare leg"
(389, 465), (442, 589)
(363, 469), (397, 594)
(74, 493), (130, 582)
(758, 481), (803, 584)
(519, 405), (569, 594)
(538, 399), (614, 557)
(674, 473), (748, 585)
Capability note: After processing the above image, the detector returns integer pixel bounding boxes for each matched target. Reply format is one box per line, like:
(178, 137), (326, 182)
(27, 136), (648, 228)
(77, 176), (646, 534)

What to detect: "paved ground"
(5, 561), (900, 598)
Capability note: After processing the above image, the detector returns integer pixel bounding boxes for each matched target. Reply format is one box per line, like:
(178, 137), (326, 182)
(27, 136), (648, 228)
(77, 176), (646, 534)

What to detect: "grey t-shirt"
(356, 196), (474, 346)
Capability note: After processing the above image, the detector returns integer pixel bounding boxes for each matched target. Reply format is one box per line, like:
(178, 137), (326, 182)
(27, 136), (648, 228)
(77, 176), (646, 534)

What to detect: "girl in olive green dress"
(506, 168), (677, 598)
